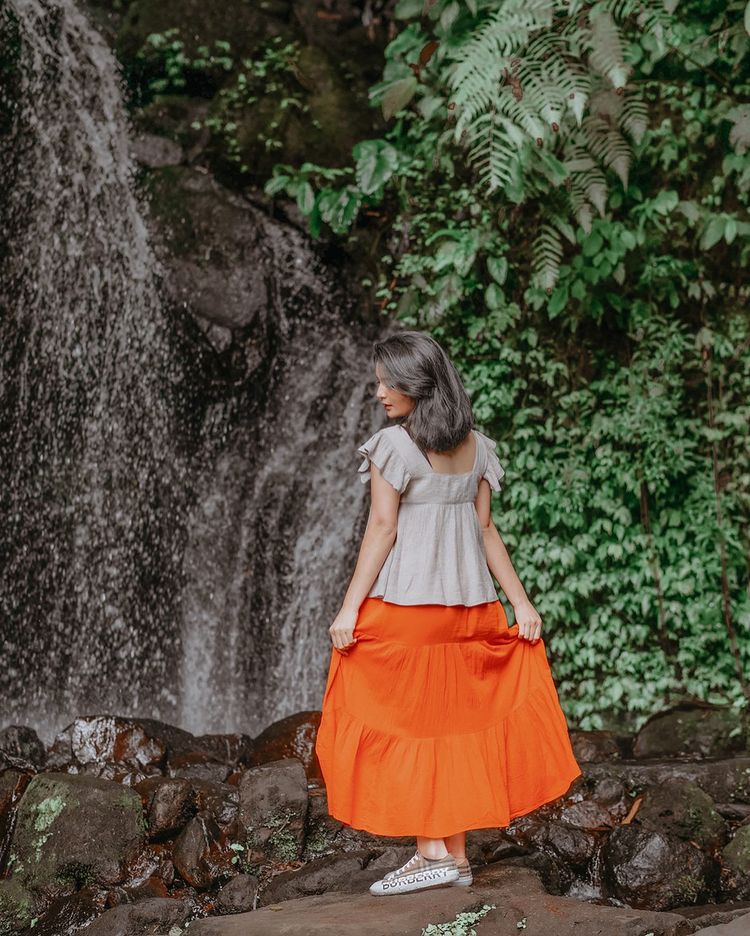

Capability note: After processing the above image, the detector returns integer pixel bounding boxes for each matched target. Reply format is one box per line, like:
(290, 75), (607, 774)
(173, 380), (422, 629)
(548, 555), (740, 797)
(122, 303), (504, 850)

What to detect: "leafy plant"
(135, 28), (234, 96)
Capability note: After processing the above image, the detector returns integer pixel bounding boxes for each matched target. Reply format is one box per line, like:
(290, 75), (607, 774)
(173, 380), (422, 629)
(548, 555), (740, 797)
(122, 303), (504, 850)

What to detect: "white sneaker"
(368, 848), (460, 896)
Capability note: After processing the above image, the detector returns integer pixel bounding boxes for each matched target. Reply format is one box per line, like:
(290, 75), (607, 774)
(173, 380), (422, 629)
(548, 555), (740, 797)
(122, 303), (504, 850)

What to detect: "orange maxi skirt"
(314, 596), (582, 839)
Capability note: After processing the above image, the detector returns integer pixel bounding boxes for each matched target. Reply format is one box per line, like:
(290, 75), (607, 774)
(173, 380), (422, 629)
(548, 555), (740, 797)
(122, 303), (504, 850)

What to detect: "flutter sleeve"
(357, 429), (412, 495)
(476, 430), (506, 492)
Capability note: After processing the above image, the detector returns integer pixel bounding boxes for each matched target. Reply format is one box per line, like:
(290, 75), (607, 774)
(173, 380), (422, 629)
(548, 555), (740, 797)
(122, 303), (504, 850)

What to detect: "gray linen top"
(356, 424), (506, 606)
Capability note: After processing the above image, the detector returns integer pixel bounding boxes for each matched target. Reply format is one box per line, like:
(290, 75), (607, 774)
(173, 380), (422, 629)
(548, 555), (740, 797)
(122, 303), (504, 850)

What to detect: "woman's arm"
(474, 480), (542, 642)
(330, 465), (400, 652)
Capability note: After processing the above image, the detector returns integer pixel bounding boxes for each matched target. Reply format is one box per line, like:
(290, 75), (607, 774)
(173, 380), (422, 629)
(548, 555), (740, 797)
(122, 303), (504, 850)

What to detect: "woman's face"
(375, 364), (414, 418)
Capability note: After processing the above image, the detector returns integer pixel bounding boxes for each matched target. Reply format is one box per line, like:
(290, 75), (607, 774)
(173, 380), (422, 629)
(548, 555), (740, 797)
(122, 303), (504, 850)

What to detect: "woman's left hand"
(513, 599), (543, 643)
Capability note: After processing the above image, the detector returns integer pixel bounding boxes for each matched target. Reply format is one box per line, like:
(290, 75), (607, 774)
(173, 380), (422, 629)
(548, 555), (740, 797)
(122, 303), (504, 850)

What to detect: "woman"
(314, 331), (582, 896)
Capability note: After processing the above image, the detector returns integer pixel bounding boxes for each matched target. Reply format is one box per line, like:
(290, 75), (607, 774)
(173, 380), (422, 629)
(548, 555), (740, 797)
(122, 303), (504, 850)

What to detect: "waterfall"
(0, 0), (191, 739)
(0, 0), (380, 743)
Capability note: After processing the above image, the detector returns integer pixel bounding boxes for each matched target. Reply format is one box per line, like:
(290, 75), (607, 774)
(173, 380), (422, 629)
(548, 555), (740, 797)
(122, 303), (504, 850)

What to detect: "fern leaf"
(581, 115), (631, 187)
(587, 8), (631, 89)
(533, 222), (564, 291)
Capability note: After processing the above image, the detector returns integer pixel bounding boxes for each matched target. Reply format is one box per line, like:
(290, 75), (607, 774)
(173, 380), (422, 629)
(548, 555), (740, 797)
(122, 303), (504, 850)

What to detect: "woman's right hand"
(329, 606), (359, 654)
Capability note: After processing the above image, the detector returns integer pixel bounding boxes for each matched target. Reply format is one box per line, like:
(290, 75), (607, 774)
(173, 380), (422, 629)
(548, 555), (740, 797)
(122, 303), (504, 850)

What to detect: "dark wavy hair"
(373, 331), (474, 455)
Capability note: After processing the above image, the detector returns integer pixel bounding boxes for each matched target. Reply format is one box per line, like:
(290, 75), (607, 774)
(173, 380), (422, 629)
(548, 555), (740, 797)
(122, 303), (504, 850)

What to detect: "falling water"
(0, 0), (382, 743)
(0, 0), (190, 738)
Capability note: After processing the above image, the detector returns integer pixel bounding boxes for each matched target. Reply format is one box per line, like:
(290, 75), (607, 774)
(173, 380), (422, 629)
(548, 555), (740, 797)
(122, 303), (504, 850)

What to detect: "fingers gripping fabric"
(357, 430), (412, 494)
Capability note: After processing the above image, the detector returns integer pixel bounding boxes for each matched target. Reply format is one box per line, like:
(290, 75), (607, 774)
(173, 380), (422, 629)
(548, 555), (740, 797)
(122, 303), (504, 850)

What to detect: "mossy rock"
(0, 878), (36, 935)
(213, 43), (375, 181)
(235, 758), (309, 865)
(133, 94), (210, 151)
(724, 824), (750, 875)
(721, 825), (750, 900)
(9, 772), (146, 901)
(633, 702), (748, 759)
(636, 779), (727, 849)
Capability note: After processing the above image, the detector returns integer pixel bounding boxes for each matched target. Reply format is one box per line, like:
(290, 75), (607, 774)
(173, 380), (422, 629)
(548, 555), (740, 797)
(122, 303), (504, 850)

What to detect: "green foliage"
(194, 38), (307, 170)
(262, 0), (750, 729)
(421, 904), (496, 935)
(134, 31), (306, 170)
(135, 28), (234, 97)
(119, 0), (750, 729)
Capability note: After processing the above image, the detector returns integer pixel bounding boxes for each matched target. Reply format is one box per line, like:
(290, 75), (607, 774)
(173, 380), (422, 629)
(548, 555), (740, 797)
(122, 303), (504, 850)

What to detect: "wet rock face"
(173, 812), (235, 890)
(135, 777), (197, 840)
(3, 0), (381, 746)
(46, 715), (254, 780)
(79, 895), (193, 936)
(246, 710), (322, 783)
(0, 725), (47, 770)
(722, 825), (750, 900)
(602, 825), (720, 910)
(633, 702), (749, 759)
(234, 758), (309, 866)
(636, 779), (728, 849)
(144, 167), (273, 331)
(8, 772), (146, 900)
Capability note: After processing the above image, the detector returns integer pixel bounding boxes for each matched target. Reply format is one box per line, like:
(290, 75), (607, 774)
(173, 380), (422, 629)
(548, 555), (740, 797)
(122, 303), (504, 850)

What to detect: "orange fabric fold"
(314, 596), (582, 838)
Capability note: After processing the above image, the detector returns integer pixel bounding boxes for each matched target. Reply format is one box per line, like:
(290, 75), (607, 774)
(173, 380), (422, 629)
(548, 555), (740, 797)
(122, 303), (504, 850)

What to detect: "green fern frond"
(568, 185), (594, 233)
(620, 93), (649, 143)
(435, 0), (672, 226)
(467, 113), (520, 190)
(533, 221), (564, 291)
(601, 0), (673, 54)
(578, 167), (609, 215)
(581, 114), (631, 187)
(453, 0), (555, 64)
(586, 8), (631, 89)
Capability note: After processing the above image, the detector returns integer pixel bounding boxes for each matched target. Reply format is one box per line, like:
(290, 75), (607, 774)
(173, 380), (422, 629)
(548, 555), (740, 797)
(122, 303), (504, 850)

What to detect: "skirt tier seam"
(324, 677), (549, 741)
(352, 625), (520, 648)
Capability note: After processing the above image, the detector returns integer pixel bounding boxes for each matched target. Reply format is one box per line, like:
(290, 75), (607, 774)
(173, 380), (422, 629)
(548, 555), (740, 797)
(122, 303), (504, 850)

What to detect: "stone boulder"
(215, 872), (259, 914)
(134, 776), (197, 840)
(143, 165), (336, 334)
(246, 710), (322, 782)
(0, 768), (32, 872)
(0, 725), (46, 770)
(173, 812), (235, 889)
(633, 701), (748, 759)
(569, 728), (632, 762)
(721, 824), (750, 900)
(46, 715), (249, 778)
(601, 824), (719, 910)
(80, 895), (193, 936)
(635, 779), (727, 849)
(6, 772), (146, 900)
(581, 755), (750, 805)
(234, 758), (309, 866)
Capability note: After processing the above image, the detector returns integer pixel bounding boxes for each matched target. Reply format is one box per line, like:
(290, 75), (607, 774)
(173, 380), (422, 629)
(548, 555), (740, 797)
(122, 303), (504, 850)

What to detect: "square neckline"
(399, 426), (479, 477)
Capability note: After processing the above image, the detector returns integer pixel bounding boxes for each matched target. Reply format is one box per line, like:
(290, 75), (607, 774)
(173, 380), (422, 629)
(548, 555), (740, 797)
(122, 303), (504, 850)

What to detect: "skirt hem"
(324, 767), (584, 839)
